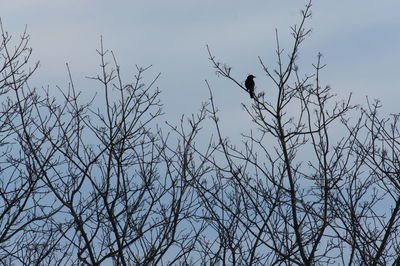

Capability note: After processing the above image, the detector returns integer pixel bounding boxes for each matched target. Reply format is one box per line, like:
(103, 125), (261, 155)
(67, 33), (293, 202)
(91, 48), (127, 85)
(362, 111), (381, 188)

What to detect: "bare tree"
(20, 40), (209, 265)
(0, 25), (207, 264)
(0, 20), (60, 265)
(332, 100), (400, 265)
(195, 1), (400, 264)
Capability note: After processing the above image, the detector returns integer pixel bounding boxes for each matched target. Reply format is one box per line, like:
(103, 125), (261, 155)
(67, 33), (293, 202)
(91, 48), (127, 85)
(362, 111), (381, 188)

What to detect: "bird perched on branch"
(245, 75), (255, 99)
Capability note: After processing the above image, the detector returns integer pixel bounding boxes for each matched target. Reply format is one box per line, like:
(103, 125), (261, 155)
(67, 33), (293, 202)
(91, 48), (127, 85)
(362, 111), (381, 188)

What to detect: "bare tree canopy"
(0, 2), (400, 265)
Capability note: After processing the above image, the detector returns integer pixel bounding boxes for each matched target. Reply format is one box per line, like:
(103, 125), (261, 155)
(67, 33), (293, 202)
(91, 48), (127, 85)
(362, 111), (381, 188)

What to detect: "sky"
(1, 0), (400, 137)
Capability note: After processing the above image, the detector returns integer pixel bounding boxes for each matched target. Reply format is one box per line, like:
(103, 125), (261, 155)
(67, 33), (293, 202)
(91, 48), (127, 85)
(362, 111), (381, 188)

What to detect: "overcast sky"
(2, 0), (400, 136)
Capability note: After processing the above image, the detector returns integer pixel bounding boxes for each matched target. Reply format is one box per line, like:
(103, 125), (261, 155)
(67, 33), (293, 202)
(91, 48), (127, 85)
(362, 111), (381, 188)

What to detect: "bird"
(245, 75), (255, 99)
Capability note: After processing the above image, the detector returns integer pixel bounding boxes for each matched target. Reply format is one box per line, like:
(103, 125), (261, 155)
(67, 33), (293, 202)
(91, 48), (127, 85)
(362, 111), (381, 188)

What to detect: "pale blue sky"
(2, 1), (400, 134)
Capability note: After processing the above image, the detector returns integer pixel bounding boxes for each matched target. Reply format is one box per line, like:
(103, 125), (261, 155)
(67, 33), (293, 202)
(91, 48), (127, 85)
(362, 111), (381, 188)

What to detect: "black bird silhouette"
(245, 75), (255, 99)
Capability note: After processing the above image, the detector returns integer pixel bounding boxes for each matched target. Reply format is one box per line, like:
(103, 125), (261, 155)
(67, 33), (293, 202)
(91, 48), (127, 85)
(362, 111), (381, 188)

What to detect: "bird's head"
(247, 74), (256, 79)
